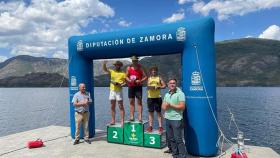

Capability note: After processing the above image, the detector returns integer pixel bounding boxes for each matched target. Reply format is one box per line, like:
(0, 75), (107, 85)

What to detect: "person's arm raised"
(102, 61), (110, 73)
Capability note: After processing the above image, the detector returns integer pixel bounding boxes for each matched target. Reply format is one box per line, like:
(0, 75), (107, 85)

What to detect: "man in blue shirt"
(162, 78), (187, 158)
(72, 83), (92, 145)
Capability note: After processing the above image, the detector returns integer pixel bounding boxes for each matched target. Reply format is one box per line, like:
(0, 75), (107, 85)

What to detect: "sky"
(0, 0), (280, 62)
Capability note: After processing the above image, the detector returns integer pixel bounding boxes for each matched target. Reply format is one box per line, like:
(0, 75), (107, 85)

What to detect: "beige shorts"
(109, 90), (123, 101)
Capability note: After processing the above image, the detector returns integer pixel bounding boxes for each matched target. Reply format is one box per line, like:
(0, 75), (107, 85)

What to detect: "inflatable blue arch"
(68, 17), (217, 156)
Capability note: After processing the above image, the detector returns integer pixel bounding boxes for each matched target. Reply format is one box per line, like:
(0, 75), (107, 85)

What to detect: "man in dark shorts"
(146, 66), (166, 133)
(126, 55), (147, 122)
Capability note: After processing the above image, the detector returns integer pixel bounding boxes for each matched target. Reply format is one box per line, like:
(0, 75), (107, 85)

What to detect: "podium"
(144, 130), (166, 148)
(107, 123), (123, 144)
(124, 121), (144, 146)
(107, 121), (166, 148)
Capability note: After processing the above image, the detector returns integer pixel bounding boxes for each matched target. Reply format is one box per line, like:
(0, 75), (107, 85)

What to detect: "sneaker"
(158, 127), (164, 133)
(164, 149), (172, 154)
(84, 139), (91, 144)
(129, 118), (135, 122)
(146, 126), (153, 132)
(73, 139), (79, 145)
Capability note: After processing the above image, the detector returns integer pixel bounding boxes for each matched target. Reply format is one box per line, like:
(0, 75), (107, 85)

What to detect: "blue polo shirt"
(72, 91), (92, 113)
(163, 87), (185, 120)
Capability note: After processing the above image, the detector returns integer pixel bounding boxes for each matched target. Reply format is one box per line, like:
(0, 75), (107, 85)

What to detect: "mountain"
(0, 55), (67, 79)
(139, 54), (182, 85)
(94, 59), (131, 77)
(94, 54), (182, 87)
(216, 38), (280, 86)
(0, 55), (130, 78)
(0, 72), (68, 87)
(0, 55), (131, 87)
(0, 38), (280, 87)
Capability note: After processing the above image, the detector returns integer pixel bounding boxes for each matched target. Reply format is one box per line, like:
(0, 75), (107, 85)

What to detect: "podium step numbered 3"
(107, 121), (166, 148)
(144, 131), (166, 148)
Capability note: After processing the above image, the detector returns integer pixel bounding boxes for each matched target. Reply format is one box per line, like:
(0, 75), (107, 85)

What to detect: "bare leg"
(148, 112), (154, 127)
(157, 112), (162, 128)
(136, 98), (143, 121)
(129, 98), (135, 120)
(118, 100), (125, 126)
(110, 100), (116, 124)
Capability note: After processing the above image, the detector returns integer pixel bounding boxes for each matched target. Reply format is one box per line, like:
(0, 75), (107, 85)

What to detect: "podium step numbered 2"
(107, 121), (166, 149)
(107, 123), (124, 144)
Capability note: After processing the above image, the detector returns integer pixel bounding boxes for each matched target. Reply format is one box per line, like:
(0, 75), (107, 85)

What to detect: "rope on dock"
(194, 44), (240, 157)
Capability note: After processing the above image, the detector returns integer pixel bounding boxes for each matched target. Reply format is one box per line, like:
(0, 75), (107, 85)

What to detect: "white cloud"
(0, 0), (114, 58)
(178, 0), (197, 5)
(259, 25), (280, 40)
(53, 51), (68, 59)
(0, 42), (9, 48)
(163, 9), (185, 23)
(0, 55), (8, 62)
(118, 20), (132, 27)
(90, 29), (98, 34)
(191, 0), (280, 20)
(245, 35), (253, 38)
(0, 1), (22, 13)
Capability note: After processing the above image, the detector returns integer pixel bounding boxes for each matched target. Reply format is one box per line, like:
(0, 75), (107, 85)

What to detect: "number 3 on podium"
(149, 137), (155, 144)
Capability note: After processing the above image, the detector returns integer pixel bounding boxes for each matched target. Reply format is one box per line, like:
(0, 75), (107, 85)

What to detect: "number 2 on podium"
(113, 131), (118, 138)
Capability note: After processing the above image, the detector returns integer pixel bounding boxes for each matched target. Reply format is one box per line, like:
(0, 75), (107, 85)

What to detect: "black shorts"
(128, 86), (142, 99)
(147, 98), (162, 113)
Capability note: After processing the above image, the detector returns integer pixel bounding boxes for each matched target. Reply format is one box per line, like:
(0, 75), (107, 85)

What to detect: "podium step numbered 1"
(124, 121), (144, 146)
(107, 121), (166, 148)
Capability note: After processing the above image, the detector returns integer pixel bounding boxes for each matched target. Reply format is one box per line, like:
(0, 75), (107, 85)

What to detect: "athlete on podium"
(103, 60), (126, 126)
(146, 65), (166, 133)
(126, 55), (147, 122)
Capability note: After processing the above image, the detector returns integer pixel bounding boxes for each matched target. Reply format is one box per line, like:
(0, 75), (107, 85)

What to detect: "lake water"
(0, 87), (279, 154)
